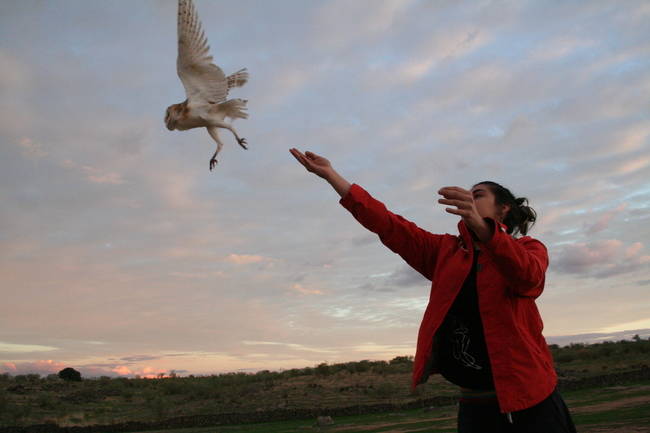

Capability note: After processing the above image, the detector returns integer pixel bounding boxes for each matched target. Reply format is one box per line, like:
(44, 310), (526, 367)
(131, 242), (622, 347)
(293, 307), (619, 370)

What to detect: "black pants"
(458, 388), (577, 433)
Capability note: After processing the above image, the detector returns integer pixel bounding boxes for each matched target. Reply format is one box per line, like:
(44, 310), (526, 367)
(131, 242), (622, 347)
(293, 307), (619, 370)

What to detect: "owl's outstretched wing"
(177, 0), (228, 104)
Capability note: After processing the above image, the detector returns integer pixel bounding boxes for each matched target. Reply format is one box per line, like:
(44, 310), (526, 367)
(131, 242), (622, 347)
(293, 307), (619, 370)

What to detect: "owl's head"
(164, 105), (178, 130)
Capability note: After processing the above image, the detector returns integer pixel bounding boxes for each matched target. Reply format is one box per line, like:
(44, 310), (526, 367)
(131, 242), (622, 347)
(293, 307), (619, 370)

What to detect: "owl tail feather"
(221, 99), (248, 121)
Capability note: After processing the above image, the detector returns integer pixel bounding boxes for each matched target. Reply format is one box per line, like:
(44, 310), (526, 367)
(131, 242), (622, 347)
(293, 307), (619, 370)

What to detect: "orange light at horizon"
(2, 362), (17, 371)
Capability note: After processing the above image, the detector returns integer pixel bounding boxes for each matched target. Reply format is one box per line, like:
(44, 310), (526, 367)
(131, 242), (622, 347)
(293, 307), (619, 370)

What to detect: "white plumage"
(165, 0), (249, 170)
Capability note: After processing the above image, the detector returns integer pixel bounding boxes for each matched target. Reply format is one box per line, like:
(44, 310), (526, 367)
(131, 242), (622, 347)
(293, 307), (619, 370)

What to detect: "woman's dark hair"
(473, 181), (537, 236)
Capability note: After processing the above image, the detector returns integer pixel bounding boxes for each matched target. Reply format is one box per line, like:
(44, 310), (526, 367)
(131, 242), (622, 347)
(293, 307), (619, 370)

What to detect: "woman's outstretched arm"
(289, 148), (350, 197)
(289, 148), (444, 280)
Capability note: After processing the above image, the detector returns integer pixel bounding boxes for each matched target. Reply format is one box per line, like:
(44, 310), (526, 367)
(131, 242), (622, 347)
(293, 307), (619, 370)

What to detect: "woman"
(289, 148), (576, 433)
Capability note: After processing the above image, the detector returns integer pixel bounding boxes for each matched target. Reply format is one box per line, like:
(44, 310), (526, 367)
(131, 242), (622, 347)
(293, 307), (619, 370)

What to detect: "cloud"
(351, 342), (413, 355)
(384, 265), (429, 288)
(2, 356), (195, 378)
(0, 49), (32, 91)
(290, 283), (323, 296)
(530, 36), (595, 63)
(348, 234), (378, 247)
(168, 270), (225, 279)
(17, 137), (47, 158)
(111, 365), (132, 376)
(598, 320), (650, 334)
(114, 365), (169, 378)
(255, 65), (311, 107)
(392, 28), (488, 85)
(225, 254), (268, 265)
(610, 122), (650, 155)
(356, 265), (429, 293)
(615, 155), (650, 175)
(61, 159), (125, 185)
(546, 328), (650, 346)
(242, 340), (336, 354)
(120, 355), (161, 363)
(553, 239), (650, 278)
(1, 360), (65, 376)
(584, 203), (627, 234)
(0, 342), (58, 353)
(312, 0), (417, 50)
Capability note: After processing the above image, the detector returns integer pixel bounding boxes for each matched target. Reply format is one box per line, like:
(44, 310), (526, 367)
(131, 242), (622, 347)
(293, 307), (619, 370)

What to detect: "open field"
(0, 338), (648, 432)
(128, 384), (650, 433)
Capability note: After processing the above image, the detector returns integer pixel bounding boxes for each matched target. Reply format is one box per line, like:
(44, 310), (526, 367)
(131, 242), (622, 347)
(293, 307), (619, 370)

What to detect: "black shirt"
(433, 250), (495, 390)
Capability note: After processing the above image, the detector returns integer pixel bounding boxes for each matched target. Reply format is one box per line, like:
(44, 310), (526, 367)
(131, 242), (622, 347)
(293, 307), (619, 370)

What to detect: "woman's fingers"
(290, 148), (314, 171)
(438, 198), (472, 209)
(438, 186), (472, 202)
(438, 186), (476, 219)
(438, 186), (471, 197)
(289, 148), (303, 161)
(445, 207), (469, 216)
(305, 150), (325, 159)
(289, 148), (305, 165)
(438, 186), (471, 195)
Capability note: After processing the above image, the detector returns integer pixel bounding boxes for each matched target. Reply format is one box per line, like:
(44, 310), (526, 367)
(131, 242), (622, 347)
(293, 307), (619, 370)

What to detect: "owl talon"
(210, 158), (218, 171)
(238, 138), (248, 150)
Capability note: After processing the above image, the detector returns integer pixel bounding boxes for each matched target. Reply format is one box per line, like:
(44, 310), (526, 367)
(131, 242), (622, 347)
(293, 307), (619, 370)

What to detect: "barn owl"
(165, 0), (249, 170)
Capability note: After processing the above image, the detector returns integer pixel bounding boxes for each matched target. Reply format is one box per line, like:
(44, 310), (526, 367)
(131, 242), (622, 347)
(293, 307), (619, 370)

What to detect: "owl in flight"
(165, 0), (249, 170)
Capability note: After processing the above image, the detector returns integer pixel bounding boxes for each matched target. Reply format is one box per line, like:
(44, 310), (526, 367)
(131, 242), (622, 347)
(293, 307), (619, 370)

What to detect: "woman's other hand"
(438, 186), (492, 242)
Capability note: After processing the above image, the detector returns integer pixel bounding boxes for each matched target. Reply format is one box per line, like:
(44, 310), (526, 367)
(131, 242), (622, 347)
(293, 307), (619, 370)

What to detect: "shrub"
(25, 374), (40, 383)
(370, 361), (391, 375)
(14, 375), (29, 384)
(389, 355), (413, 365)
(0, 388), (8, 413)
(189, 382), (219, 400)
(373, 382), (399, 399)
(35, 393), (57, 409)
(354, 360), (371, 373)
(146, 395), (169, 421)
(69, 386), (100, 403)
(58, 367), (82, 382)
(555, 353), (575, 363)
(598, 346), (614, 357)
(162, 379), (185, 396)
(123, 389), (135, 402)
(315, 362), (331, 377)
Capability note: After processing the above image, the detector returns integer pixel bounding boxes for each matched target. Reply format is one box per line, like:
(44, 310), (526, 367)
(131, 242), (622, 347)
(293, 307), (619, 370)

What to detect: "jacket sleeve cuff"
(339, 183), (364, 210)
(481, 217), (508, 246)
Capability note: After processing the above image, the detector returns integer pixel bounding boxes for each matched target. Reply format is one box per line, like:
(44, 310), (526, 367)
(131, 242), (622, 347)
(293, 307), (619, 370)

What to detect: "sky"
(1, 0), (649, 379)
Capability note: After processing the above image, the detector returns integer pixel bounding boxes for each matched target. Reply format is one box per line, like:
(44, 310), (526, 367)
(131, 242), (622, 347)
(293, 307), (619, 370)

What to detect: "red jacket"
(340, 184), (557, 413)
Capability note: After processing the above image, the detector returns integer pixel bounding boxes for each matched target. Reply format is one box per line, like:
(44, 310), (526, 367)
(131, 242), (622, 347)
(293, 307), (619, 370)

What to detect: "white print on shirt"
(452, 323), (483, 370)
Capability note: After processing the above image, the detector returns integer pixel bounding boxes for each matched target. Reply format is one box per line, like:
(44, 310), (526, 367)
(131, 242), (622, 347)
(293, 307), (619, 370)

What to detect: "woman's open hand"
(289, 148), (351, 197)
(290, 148), (334, 179)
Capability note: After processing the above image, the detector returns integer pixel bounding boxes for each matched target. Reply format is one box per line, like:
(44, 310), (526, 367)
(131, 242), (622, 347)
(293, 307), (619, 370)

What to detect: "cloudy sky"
(1, 0), (649, 378)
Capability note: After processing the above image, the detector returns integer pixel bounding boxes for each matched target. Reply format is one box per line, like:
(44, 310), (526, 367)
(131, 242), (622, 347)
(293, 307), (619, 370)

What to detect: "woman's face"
(471, 184), (510, 223)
